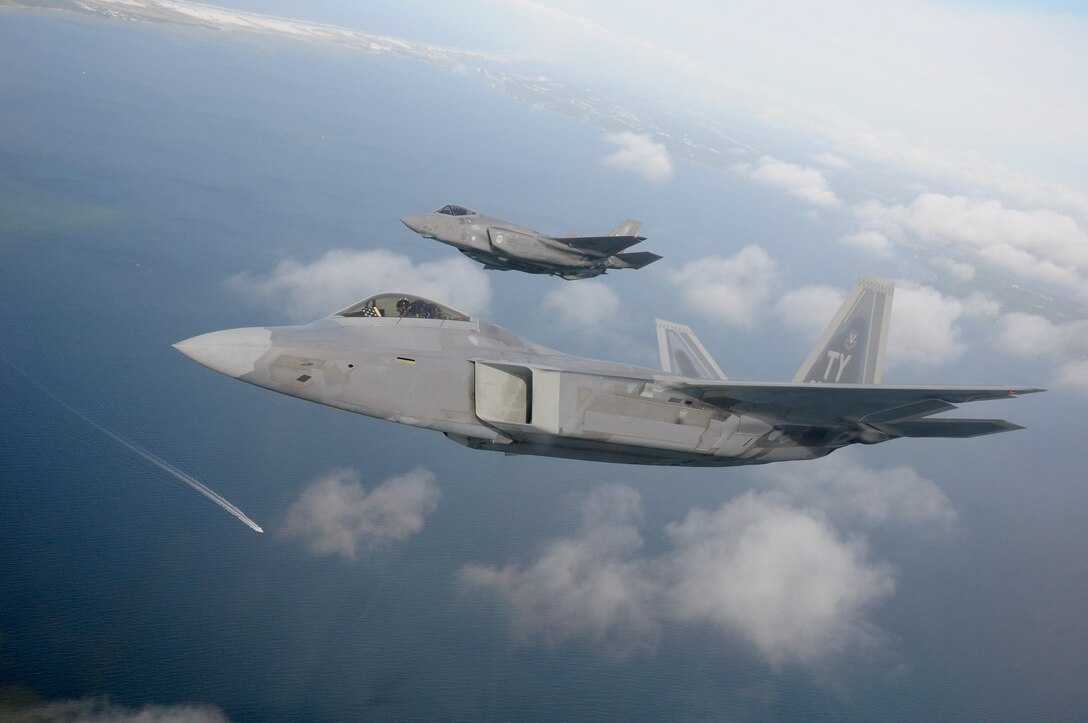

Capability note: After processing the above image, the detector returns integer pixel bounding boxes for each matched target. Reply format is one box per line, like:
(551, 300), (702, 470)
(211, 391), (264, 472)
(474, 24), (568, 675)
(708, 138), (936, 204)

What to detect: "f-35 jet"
(400, 204), (661, 280)
(175, 275), (1041, 467)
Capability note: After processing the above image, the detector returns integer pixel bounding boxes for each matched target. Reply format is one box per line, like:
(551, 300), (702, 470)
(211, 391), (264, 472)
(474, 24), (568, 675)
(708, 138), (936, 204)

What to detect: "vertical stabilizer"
(608, 219), (642, 237)
(791, 274), (894, 384)
(656, 320), (727, 380)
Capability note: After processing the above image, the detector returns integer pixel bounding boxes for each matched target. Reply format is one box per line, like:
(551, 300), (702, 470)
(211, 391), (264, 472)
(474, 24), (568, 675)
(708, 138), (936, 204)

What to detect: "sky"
(2, 1), (1086, 719)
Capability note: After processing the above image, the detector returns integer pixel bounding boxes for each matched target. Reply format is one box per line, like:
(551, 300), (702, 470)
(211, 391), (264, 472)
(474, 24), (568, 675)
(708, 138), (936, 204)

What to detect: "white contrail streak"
(19, 369), (264, 533)
(80, 408), (265, 534)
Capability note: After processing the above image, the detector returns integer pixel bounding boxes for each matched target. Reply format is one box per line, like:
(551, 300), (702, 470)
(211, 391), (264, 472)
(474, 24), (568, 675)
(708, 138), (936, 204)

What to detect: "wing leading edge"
(675, 380), (1044, 437)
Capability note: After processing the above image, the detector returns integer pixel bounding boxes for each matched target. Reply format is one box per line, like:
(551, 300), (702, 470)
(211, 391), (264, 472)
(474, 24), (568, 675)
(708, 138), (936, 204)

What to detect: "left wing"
(675, 380), (1043, 433)
(557, 235), (644, 257)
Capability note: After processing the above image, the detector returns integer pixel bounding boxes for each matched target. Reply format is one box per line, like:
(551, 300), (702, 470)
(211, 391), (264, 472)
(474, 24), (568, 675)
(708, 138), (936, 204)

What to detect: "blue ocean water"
(1, 10), (1085, 722)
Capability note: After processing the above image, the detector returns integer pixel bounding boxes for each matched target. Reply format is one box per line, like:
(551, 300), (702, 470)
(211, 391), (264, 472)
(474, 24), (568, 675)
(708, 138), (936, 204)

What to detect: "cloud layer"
(998, 312), (1088, 394)
(4, 697), (228, 722)
(853, 194), (1088, 299)
(462, 484), (660, 658)
(602, 131), (675, 183)
(280, 468), (441, 559)
(542, 281), (621, 333)
(227, 249), (491, 322)
(666, 245), (778, 329)
(738, 155), (842, 209)
(775, 280), (977, 372)
(464, 455), (953, 667)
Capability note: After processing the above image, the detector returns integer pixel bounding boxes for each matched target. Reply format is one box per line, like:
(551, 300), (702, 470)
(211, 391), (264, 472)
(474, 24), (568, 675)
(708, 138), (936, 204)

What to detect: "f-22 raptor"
(400, 205), (661, 280)
(175, 274), (1041, 467)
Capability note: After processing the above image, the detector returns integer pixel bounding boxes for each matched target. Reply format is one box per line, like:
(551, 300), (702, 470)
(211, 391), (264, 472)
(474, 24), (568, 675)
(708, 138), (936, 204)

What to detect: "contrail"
(76, 404), (265, 533)
(4, 358), (263, 533)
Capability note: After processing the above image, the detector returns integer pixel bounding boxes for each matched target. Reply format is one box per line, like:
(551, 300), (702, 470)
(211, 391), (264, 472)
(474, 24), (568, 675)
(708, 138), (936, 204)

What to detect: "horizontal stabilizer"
(609, 218), (642, 237)
(612, 251), (662, 269)
(559, 235), (644, 257)
(874, 418), (1024, 438)
(677, 381), (1044, 426)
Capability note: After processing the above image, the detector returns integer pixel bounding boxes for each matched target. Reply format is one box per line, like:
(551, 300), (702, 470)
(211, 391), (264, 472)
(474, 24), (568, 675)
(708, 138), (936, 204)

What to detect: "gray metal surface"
(176, 276), (1043, 467)
(400, 205), (661, 279)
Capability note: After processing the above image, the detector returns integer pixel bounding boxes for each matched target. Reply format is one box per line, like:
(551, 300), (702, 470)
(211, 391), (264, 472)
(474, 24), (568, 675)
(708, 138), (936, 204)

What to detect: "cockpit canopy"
(436, 204), (475, 216)
(335, 293), (471, 321)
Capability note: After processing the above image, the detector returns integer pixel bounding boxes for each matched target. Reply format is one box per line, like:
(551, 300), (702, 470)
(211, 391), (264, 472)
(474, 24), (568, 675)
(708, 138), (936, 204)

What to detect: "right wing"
(558, 234), (644, 257)
(675, 380), (1043, 435)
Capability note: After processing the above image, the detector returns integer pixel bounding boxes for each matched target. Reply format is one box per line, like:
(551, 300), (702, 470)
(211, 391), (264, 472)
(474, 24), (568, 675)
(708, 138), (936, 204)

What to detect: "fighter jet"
(399, 205), (661, 280)
(174, 275), (1041, 467)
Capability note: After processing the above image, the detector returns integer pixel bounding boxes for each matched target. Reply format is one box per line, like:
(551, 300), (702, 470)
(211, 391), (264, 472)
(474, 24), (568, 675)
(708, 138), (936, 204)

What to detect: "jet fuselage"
(176, 310), (828, 466)
(400, 205), (660, 280)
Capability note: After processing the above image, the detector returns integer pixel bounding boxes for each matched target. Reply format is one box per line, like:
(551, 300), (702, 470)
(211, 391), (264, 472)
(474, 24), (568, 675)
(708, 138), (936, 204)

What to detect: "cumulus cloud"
(665, 245), (778, 329)
(887, 282), (968, 370)
(773, 284), (844, 337)
(226, 249), (491, 322)
(738, 155), (842, 209)
(776, 281), (976, 372)
(757, 455), (957, 530)
(461, 484), (660, 658)
(280, 468), (440, 560)
(663, 491), (894, 667)
(602, 131), (675, 183)
(542, 281), (620, 333)
(840, 230), (892, 256)
(853, 194), (1088, 299)
(811, 151), (851, 170)
(930, 255), (976, 281)
(3, 697), (228, 722)
(465, 457), (951, 667)
(998, 312), (1088, 394)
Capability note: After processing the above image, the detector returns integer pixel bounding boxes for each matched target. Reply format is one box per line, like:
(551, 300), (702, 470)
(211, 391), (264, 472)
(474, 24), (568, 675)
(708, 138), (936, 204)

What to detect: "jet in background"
(175, 275), (1041, 467)
(400, 205), (661, 280)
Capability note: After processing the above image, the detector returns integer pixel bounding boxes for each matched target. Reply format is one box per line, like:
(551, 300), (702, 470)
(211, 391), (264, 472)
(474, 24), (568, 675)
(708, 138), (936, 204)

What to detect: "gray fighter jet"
(399, 205), (661, 280)
(174, 275), (1041, 467)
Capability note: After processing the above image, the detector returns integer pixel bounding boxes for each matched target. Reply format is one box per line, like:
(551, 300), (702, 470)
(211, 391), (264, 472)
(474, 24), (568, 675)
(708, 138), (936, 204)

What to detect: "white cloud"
(887, 282), (968, 370)
(665, 245), (778, 329)
(997, 312), (1084, 359)
(998, 312), (1088, 394)
(226, 249), (491, 322)
(461, 484), (660, 658)
(839, 230), (892, 256)
(773, 284), (843, 337)
(811, 151), (851, 170)
(743, 155), (842, 209)
(930, 255), (976, 282)
(853, 194), (1088, 299)
(465, 457), (951, 667)
(758, 454), (957, 530)
(774, 280), (971, 371)
(280, 468), (440, 560)
(542, 281), (620, 332)
(961, 292), (1001, 320)
(1055, 359), (1088, 395)
(494, 1), (1088, 220)
(664, 491), (894, 667)
(602, 131), (675, 183)
(5, 697), (228, 722)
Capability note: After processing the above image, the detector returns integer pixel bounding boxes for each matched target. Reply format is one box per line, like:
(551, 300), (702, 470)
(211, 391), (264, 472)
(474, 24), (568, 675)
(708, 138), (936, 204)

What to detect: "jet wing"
(555, 235), (645, 257)
(674, 381), (1044, 427)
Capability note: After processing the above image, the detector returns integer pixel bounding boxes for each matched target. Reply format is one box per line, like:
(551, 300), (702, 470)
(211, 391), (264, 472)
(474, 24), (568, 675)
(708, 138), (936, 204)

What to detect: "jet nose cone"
(173, 327), (271, 378)
(400, 214), (426, 233)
